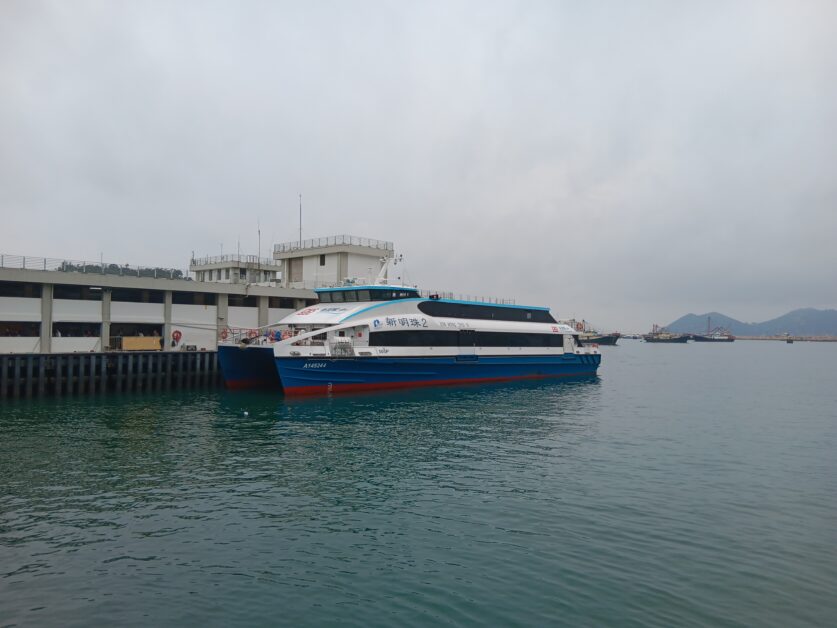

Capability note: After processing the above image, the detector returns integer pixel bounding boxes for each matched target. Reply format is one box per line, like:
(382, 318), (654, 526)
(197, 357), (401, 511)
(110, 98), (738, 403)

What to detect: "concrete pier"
(0, 351), (221, 399)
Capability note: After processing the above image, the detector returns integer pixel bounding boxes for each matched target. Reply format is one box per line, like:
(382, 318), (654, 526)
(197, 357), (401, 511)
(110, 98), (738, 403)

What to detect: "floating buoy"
(243, 411), (249, 416)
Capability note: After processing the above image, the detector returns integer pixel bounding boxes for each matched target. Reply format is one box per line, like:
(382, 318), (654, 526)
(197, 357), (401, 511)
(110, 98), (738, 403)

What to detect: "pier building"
(0, 236), (394, 356)
(272, 235), (394, 289)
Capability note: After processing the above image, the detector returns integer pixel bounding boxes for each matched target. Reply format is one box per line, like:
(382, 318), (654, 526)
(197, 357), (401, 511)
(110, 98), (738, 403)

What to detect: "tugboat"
(643, 324), (689, 343)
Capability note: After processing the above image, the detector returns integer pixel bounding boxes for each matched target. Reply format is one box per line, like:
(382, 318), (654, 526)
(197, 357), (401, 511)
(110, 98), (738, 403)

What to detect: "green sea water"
(1, 341), (835, 627)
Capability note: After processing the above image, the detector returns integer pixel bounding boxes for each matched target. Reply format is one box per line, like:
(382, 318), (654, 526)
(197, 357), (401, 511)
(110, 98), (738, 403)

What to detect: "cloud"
(2, 0), (836, 329)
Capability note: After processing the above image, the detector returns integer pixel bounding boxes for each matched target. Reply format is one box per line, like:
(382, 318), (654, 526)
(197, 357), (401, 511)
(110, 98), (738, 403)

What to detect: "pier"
(0, 351), (220, 399)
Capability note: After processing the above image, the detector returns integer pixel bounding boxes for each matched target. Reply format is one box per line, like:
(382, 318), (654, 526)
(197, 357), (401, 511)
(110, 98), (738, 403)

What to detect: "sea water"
(1, 341), (835, 627)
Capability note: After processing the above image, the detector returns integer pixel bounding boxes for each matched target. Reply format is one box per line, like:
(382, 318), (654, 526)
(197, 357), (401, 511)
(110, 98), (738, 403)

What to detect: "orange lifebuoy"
(247, 329), (258, 339)
(220, 328), (228, 340)
(172, 329), (183, 343)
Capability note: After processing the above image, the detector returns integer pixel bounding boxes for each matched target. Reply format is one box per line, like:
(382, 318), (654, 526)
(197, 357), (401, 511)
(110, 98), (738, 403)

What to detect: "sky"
(1, 0), (836, 330)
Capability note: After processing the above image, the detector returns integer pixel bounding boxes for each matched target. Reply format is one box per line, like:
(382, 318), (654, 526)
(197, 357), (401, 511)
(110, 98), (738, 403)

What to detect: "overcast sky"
(2, 1), (835, 329)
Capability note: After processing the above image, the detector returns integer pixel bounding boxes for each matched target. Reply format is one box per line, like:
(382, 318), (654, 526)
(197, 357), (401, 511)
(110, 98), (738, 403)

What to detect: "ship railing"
(0, 253), (189, 280)
(329, 338), (356, 357)
(219, 326), (277, 346)
(419, 290), (516, 305)
(273, 235), (394, 254)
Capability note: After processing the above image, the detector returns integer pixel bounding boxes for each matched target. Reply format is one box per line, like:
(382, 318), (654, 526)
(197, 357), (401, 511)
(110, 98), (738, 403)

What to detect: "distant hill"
(666, 308), (837, 336)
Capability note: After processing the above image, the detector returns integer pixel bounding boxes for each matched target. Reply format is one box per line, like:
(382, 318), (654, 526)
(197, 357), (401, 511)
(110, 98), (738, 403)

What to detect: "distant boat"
(566, 319), (620, 346)
(691, 316), (735, 342)
(644, 332), (689, 343)
(644, 323), (689, 343)
(692, 331), (735, 342)
(581, 332), (621, 346)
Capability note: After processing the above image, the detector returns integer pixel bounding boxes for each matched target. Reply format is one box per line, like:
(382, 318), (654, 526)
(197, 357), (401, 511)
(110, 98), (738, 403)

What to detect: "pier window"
(172, 291), (217, 306)
(268, 297), (296, 309)
(111, 288), (165, 304)
(0, 281), (42, 298)
(319, 254), (326, 266)
(52, 322), (101, 337)
(227, 295), (257, 307)
(53, 285), (103, 301)
(1, 322), (40, 337)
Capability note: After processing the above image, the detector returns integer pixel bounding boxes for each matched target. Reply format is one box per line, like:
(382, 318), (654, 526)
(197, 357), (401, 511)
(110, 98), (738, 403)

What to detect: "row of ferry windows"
(317, 289), (420, 303)
(0, 282), (303, 308)
(369, 330), (572, 347)
(416, 301), (557, 323)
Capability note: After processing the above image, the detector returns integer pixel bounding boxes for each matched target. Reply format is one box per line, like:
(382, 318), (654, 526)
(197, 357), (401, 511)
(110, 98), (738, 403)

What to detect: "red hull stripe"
(283, 372), (596, 396)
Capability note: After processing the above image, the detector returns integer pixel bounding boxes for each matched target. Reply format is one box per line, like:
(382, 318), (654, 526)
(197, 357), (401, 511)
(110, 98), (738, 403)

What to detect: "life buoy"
(220, 328), (228, 340)
(172, 329), (183, 343)
(247, 329), (258, 339)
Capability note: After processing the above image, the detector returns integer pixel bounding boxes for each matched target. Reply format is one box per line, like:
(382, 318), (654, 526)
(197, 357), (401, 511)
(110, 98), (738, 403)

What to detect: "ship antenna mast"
(298, 193), (302, 248)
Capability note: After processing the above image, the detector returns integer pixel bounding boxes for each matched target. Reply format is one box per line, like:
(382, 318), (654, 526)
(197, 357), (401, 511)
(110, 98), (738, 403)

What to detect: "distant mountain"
(666, 308), (837, 336)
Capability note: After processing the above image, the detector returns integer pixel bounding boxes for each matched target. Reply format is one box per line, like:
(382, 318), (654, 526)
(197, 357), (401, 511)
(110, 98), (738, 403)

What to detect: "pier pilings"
(0, 351), (221, 399)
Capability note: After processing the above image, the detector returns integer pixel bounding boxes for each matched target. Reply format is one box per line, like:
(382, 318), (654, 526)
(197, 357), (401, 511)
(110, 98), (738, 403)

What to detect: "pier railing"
(0, 253), (189, 280)
(274, 235), (394, 254)
(190, 254), (278, 267)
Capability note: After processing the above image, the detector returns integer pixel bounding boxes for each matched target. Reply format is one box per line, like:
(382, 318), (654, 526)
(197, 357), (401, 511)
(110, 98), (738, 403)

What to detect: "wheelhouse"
(315, 285), (420, 304)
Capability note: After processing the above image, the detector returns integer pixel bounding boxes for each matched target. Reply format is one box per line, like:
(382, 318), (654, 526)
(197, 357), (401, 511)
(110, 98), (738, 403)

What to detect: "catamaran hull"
(218, 344), (281, 389)
(275, 354), (601, 396)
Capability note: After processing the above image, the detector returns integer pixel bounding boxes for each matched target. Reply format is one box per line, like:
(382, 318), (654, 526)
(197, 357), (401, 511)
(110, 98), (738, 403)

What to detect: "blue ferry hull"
(218, 344), (281, 390)
(276, 354), (600, 396)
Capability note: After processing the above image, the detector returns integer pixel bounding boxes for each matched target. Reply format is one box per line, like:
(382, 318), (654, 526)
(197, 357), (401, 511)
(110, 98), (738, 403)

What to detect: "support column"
(40, 284), (53, 353)
(216, 293), (228, 347)
(258, 296), (269, 328)
(101, 289), (112, 350)
(163, 291), (173, 351)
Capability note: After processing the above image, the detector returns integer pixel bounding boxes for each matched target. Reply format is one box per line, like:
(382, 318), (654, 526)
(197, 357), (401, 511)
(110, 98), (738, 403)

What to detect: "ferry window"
(53, 285), (103, 301)
(344, 290), (357, 302)
(318, 292), (332, 303)
(319, 254), (326, 266)
(370, 330), (459, 346)
(357, 290), (370, 301)
(239, 268), (246, 279)
(305, 299), (318, 306)
(417, 301), (556, 323)
(228, 295), (257, 307)
(0, 281), (42, 298)
(331, 291), (345, 303)
(225, 269), (230, 280)
(111, 288), (165, 303)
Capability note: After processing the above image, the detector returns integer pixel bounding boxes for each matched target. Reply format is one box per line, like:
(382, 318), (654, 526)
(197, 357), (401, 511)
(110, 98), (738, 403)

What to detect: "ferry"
(272, 285), (601, 396)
